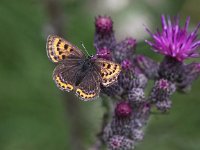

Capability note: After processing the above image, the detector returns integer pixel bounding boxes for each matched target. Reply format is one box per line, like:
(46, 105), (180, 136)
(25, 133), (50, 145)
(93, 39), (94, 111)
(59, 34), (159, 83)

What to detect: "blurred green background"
(0, 0), (200, 150)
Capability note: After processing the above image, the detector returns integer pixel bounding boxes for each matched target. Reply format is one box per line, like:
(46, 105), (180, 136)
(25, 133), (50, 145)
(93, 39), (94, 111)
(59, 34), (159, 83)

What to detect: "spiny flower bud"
(158, 79), (170, 90)
(111, 118), (132, 137)
(94, 16), (116, 51)
(96, 47), (112, 60)
(156, 99), (172, 112)
(110, 102), (133, 137)
(121, 59), (133, 70)
(118, 67), (135, 91)
(150, 79), (176, 102)
(101, 82), (123, 98)
(119, 60), (146, 91)
(108, 135), (134, 150)
(132, 129), (144, 141)
(150, 79), (176, 111)
(158, 56), (185, 82)
(115, 102), (132, 118)
(135, 74), (148, 89)
(133, 102), (151, 127)
(113, 37), (136, 62)
(128, 88), (145, 102)
(134, 55), (159, 79)
(95, 16), (113, 34)
(177, 62), (200, 92)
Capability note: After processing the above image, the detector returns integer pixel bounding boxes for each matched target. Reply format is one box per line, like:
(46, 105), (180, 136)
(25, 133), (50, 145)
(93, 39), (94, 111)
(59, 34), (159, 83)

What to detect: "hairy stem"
(90, 97), (112, 150)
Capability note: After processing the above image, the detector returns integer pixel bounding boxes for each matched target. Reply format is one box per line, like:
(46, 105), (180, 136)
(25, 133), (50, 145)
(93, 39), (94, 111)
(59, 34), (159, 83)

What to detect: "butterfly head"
(82, 56), (95, 70)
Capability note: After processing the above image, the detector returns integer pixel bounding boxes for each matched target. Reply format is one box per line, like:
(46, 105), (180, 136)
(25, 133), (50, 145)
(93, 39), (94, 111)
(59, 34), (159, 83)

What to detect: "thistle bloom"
(146, 15), (200, 61)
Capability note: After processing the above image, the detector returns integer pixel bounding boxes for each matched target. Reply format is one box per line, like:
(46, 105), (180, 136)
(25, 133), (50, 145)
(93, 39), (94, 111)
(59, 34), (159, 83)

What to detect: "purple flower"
(113, 37), (136, 62)
(132, 129), (144, 141)
(149, 79), (176, 111)
(95, 16), (113, 34)
(158, 79), (170, 90)
(94, 16), (116, 51)
(108, 135), (134, 150)
(121, 59), (133, 70)
(177, 62), (200, 92)
(115, 102), (132, 118)
(128, 88), (145, 102)
(92, 15), (200, 150)
(146, 15), (200, 61)
(156, 99), (172, 112)
(96, 47), (112, 60)
(134, 54), (159, 79)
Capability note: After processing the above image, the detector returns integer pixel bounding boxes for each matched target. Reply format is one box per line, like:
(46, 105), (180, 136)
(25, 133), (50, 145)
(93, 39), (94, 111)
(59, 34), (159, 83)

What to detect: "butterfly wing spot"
(54, 40), (72, 59)
(54, 74), (74, 92)
(62, 55), (66, 59)
(76, 88), (97, 101)
(64, 44), (68, 49)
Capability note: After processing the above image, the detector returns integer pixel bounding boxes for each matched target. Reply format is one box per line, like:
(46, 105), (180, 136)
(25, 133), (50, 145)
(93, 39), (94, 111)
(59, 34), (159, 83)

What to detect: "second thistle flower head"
(146, 15), (200, 61)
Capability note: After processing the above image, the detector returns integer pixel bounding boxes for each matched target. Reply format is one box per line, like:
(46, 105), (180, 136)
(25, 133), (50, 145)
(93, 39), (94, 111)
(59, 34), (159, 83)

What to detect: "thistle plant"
(91, 15), (200, 150)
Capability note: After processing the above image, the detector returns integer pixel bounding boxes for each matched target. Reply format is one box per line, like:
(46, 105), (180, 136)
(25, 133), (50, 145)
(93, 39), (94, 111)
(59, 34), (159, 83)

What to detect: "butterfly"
(46, 35), (121, 101)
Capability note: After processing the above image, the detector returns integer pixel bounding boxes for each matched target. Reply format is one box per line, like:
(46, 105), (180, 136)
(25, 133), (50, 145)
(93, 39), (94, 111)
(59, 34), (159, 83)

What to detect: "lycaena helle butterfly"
(46, 35), (121, 101)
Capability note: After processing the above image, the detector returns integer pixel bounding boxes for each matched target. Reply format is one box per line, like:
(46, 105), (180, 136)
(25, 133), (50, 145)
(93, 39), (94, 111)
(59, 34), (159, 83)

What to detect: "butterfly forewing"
(75, 68), (101, 101)
(95, 59), (121, 87)
(46, 35), (84, 63)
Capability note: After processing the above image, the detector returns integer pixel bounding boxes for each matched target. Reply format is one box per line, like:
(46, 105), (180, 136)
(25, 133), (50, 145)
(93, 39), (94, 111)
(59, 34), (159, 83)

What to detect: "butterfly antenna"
(80, 41), (91, 57)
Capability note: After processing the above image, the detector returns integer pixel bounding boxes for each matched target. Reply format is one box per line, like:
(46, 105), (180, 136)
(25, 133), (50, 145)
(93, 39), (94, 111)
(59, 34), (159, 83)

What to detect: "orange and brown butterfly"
(46, 35), (121, 101)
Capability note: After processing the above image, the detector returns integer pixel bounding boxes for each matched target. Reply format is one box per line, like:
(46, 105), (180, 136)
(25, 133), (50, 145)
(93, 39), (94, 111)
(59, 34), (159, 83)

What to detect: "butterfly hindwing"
(75, 68), (101, 101)
(95, 59), (121, 87)
(46, 35), (84, 63)
(53, 58), (82, 92)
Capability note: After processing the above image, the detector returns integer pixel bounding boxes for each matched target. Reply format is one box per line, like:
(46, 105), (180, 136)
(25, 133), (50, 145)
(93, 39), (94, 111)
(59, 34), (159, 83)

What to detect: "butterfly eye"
(64, 44), (68, 49)
(107, 64), (111, 69)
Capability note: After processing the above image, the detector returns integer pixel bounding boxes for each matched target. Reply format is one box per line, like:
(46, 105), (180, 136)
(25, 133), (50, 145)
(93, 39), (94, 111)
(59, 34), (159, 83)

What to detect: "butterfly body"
(73, 57), (97, 86)
(47, 35), (121, 101)
(79, 57), (94, 72)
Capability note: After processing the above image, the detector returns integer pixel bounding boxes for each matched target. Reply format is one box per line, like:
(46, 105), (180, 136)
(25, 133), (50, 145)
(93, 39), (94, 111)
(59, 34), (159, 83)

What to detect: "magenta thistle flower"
(146, 15), (200, 61)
